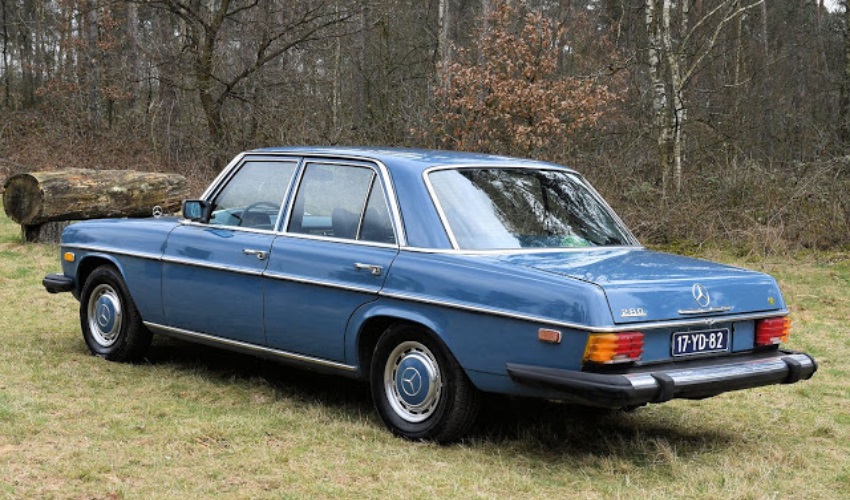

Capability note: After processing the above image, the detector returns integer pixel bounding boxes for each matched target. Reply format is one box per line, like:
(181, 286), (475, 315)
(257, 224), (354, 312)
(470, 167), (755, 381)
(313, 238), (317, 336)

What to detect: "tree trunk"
(841, 1), (850, 143)
(1, 0), (10, 108)
(86, 0), (101, 128)
(3, 169), (188, 226)
(437, 0), (452, 85)
(645, 0), (672, 197)
(661, 0), (685, 192)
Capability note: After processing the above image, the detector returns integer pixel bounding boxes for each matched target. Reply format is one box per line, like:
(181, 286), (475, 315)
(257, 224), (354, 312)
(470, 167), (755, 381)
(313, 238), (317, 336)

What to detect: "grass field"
(1, 212), (848, 499)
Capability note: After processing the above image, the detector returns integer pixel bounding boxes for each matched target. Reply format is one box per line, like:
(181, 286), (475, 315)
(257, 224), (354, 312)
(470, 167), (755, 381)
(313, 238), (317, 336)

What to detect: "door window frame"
(280, 159), (400, 249)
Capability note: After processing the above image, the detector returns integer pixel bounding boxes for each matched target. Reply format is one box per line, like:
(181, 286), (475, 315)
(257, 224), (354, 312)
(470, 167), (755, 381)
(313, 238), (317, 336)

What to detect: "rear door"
(263, 160), (400, 362)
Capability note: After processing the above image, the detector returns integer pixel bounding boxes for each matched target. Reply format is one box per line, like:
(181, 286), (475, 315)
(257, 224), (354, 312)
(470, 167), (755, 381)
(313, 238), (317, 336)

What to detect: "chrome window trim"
(179, 219), (278, 236)
(223, 151), (407, 246)
(186, 153), (406, 247)
(200, 152), (250, 200)
(194, 156), (301, 232)
(378, 290), (788, 333)
(62, 244), (162, 262)
(281, 159), (401, 248)
(356, 174), (378, 240)
(278, 230), (400, 250)
(144, 321), (357, 372)
(422, 164), (641, 251)
(264, 270), (379, 294)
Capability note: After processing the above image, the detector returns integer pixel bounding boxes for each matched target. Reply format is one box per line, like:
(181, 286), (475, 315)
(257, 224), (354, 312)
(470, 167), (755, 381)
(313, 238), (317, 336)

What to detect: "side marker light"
(538, 328), (562, 344)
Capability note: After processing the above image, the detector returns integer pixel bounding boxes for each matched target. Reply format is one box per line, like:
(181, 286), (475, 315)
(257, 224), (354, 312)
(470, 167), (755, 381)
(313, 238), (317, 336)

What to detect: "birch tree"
(645, 0), (764, 195)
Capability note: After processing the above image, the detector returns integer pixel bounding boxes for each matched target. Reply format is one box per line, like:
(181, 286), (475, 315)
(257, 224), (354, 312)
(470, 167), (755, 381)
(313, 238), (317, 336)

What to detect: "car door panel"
(162, 226), (273, 345)
(264, 238), (397, 361)
(160, 159), (299, 345)
(263, 160), (400, 362)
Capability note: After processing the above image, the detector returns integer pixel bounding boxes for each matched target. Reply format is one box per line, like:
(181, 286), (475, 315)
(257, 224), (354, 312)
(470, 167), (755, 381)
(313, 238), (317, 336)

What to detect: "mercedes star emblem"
(400, 367), (423, 397)
(692, 283), (711, 308)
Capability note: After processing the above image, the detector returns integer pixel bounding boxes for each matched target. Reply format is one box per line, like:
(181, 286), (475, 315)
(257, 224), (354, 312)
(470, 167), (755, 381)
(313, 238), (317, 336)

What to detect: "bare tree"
(645, 0), (765, 195)
(139, 0), (358, 166)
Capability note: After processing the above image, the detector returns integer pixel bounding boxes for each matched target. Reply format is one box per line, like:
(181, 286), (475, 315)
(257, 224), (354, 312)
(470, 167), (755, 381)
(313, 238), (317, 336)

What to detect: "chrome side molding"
(144, 322), (357, 373)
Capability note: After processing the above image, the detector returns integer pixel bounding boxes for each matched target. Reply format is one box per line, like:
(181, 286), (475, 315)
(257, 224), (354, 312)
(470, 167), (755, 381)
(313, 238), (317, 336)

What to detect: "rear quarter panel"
(347, 251), (611, 380)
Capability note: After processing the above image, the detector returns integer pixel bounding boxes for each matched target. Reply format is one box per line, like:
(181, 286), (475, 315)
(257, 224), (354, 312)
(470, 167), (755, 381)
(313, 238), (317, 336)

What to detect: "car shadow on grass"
(469, 395), (736, 460)
(143, 336), (736, 460)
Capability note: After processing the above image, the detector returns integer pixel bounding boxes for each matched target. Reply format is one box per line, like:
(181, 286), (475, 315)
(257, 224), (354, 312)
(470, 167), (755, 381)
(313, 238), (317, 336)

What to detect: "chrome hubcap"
(384, 341), (442, 423)
(87, 284), (123, 347)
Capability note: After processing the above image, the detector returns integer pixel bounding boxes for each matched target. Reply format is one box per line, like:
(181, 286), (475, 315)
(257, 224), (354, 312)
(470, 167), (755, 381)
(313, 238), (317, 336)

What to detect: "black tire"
(370, 324), (480, 443)
(79, 265), (152, 362)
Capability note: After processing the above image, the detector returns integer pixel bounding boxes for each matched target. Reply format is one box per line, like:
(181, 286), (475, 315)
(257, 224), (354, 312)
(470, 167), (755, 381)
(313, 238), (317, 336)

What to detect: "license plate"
(672, 328), (730, 357)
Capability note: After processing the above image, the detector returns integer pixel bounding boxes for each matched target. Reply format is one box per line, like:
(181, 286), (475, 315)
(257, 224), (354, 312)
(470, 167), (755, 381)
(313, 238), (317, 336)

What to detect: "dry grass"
(0, 212), (848, 499)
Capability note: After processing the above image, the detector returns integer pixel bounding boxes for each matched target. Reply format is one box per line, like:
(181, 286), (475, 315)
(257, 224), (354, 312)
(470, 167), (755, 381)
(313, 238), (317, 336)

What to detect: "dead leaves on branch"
(433, 0), (621, 156)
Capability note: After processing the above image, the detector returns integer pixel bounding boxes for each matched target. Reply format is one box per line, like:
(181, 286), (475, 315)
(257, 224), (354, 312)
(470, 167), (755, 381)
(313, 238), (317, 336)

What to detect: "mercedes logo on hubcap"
(692, 283), (711, 308)
(400, 367), (423, 397)
(97, 303), (111, 328)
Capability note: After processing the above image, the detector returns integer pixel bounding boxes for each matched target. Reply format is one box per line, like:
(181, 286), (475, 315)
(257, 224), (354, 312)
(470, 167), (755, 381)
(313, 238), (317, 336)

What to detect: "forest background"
(1, 0), (849, 253)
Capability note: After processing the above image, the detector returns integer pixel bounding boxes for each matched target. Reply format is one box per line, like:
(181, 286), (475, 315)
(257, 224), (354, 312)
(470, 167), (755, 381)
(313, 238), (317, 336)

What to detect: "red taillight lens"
(755, 317), (791, 346)
(583, 332), (644, 364)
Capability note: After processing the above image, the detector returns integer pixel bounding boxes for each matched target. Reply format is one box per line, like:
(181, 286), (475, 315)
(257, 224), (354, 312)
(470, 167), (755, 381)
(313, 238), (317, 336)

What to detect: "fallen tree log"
(3, 168), (188, 226)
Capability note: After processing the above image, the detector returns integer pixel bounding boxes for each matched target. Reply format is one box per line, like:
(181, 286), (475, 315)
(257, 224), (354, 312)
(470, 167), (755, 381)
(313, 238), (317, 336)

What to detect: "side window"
(210, 161), (297, 229)
(288, 163), (396, 244)
(360, 182), (396, 244)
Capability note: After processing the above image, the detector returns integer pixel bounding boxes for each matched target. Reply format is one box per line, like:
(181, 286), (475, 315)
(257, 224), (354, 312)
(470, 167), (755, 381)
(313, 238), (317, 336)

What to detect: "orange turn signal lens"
(583, 332), (644, 364)
(63, 252), (75, 263)
(755, 317), (791, 346)
(538, 328), (562, 344)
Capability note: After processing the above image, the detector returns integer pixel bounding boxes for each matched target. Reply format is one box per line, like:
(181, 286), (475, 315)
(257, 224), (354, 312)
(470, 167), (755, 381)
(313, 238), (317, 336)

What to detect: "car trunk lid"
(495, 248), (785, 324)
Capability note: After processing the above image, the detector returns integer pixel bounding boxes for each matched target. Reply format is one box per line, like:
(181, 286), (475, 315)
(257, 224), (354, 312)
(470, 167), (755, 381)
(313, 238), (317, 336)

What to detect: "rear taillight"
(755, 317), (791, 346)
(583, 332), (644, 364)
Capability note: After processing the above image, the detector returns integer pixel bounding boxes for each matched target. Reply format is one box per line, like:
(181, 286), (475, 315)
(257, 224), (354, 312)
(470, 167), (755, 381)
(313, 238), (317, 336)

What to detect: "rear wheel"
(80, 265), (152, 362)
(371, 324), (480, 443)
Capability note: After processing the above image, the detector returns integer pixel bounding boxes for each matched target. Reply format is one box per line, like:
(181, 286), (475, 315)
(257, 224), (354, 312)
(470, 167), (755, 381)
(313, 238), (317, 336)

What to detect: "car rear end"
(506, 290), (816, 408)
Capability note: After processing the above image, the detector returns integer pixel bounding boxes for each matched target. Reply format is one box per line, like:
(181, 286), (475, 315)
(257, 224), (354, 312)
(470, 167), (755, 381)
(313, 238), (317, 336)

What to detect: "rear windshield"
(428, 168), (635, 250)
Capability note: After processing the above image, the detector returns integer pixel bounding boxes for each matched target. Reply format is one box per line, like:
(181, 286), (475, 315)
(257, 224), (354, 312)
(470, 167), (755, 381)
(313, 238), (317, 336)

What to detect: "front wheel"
(80, 265), (152, 362)
(371, 324), (480, 443)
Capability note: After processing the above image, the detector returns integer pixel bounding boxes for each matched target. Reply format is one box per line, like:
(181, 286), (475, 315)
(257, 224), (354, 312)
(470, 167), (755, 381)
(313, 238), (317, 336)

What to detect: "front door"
(162, 158), (299, 345)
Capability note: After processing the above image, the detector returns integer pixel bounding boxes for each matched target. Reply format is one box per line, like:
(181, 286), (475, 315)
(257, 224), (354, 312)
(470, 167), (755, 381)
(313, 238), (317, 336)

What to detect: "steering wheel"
(239, 201), (280, 228)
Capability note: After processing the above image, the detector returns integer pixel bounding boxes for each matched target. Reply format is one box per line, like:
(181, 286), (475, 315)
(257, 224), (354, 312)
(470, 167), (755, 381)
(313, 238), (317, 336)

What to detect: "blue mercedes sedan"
(43, 147), (816, 442)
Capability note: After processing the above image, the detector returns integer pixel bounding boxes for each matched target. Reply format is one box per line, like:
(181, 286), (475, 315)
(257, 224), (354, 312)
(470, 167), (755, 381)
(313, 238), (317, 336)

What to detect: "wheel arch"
(349, 307), (449, 380)
(75, 254), (124, 296)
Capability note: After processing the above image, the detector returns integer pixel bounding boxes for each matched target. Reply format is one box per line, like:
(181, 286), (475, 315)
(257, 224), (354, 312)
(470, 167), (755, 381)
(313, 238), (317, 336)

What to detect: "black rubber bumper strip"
(42, 274), (74, 294)
(506, 351), (817, 409)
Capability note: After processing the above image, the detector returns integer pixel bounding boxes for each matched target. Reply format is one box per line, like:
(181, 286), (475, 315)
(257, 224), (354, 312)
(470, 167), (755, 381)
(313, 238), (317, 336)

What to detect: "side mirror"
(182, 200), (212, 223)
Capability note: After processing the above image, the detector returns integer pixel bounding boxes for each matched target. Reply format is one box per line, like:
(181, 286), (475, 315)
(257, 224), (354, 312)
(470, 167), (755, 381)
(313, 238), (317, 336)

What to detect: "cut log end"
(3, 174), (43, 225)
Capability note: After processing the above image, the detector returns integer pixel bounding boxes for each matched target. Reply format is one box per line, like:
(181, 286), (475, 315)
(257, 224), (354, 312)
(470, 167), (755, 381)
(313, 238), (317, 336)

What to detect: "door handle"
(243, 249), (268, 260)
(354, 262), (383, 276)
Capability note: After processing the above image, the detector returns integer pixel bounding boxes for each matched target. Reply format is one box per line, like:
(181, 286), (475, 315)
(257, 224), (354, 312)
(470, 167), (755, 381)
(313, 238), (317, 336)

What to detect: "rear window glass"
(428, 168), (634, 250)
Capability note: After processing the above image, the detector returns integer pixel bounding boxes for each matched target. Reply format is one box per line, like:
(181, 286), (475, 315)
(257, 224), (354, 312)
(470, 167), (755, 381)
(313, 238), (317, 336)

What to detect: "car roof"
(252, 146), (576, 175)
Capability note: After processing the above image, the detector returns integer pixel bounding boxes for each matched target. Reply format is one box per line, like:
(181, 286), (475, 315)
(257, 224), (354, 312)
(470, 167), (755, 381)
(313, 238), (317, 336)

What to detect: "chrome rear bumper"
(506, 350), (817, 408)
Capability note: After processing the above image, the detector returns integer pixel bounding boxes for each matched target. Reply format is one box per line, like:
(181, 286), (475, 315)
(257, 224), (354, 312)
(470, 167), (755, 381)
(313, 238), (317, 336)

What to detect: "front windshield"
(428, 168), (635, 250)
